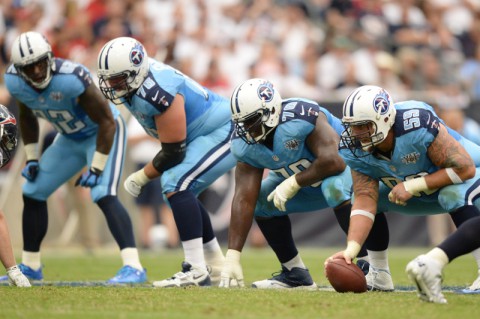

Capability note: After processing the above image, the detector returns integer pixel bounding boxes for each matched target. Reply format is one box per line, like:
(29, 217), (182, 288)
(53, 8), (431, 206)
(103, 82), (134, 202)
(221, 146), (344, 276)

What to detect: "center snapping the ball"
(325, 258), (367, 293)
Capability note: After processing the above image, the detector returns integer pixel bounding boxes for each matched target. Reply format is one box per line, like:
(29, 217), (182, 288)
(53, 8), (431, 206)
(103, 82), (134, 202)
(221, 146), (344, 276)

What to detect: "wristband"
(403, 177), (428, 196)
(225, 249), (241, 261)
(132, 168), (151, 187)
(289, 174), (301, 189)
(350, 209), (375, 221)
(445, 168), (463, 184)
(344, 240), (361, 259)
(91, 151), (109, 172)
(24, 143), (39, 161)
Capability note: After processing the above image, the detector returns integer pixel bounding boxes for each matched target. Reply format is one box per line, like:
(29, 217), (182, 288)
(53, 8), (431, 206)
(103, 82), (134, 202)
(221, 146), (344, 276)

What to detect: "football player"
(1, 32), (146, 284)
(326, 85), (480, 298)
(97, 37), (235, 287)
(219, 78), (390, 289)
(0, 105), (31, 287)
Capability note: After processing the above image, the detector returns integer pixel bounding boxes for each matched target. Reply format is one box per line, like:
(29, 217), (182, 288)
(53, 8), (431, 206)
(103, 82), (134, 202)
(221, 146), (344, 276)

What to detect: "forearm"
(228, 205), (255, 252)
(296, 157), (345, 187)
(95, 123), (115, 155)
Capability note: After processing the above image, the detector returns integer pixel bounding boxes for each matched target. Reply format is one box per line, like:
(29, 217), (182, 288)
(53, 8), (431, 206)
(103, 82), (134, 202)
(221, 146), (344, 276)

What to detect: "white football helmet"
(10, 32), (55, 89)
(341, 85), (396, 157)
(97, 37), (149, 104)
(0, 104), (18, 168)
(230, 78), (282, 144)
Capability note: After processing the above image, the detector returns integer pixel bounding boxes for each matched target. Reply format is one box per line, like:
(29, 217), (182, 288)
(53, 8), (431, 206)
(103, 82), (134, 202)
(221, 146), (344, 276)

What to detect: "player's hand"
(219, 249), (245, 288)
(324, 251), (353, 268)
(75, 168), (102, 188)
(21, 160), (40, 181)
(7, 266), (31, 287)
(267, 175), (301, 211)
(388, 183), (412, 206)
(124, 172), (143, 197)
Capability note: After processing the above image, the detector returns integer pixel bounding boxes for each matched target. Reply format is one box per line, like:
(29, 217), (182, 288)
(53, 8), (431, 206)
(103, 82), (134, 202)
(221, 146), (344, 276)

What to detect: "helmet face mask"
(11, 32), (54, 89)
(97, 37), (149, 105)
(0, 105), (18, 168)
(341, 85), (396, 157)
(230, 78), (282, 145)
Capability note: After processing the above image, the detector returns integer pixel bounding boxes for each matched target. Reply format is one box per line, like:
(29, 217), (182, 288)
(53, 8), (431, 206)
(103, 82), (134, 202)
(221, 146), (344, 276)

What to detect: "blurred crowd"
(1, 0), (479, 108)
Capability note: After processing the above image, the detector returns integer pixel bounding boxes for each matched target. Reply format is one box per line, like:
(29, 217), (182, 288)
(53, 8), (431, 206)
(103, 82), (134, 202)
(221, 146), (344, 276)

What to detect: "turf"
(0, 247), (478, 319)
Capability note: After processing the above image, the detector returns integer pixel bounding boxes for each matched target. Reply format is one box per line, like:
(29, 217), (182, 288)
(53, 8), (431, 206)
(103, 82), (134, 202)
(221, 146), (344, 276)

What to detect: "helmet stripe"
(18, 34), (25, 58)
(231, 85), (241, 115)
(344, 90), (360, 118)
(25, 34), (33, 54)
(98, 42), (113, 70)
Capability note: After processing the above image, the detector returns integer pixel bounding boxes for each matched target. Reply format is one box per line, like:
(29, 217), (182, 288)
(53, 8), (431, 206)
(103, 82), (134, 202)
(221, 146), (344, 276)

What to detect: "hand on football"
(21, 160), (40, 181)
(75, 168), (102, 188)
(267, 175), (301, 211)
(219, 249), (245, 288)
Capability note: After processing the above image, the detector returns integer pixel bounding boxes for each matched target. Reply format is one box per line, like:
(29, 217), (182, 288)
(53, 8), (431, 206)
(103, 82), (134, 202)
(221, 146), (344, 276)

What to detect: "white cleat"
(457, 270), (480, 294)
(366, 266), (394, 292)
(406, 255), (447, 304)
(153, 262), (211, 288)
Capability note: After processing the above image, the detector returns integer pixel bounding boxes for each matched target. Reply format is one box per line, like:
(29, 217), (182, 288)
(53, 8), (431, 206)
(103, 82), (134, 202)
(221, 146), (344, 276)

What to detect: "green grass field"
(0, 247), (478, 319)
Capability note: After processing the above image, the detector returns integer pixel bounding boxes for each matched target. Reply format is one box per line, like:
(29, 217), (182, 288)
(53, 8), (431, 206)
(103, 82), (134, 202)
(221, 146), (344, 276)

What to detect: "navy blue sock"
(168, 191), (202, 241)
(22, 195), (48, 252)
(198, 202), (215, 243)
(449, 205), (480, 227)
(365, 212), (389, 251)
(439, 216), (480, 261)
(97, 195), (136, 249)
(255, 215), (298, 263)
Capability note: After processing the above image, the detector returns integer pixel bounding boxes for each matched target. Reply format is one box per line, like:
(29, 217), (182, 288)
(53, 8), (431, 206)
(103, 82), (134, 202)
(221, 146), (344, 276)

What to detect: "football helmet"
(0, 105), (18, 168)
(230, 78), (282, 144)
(341, 85), (396, 157)
(97, 37), (149, 104)
(10, 32), (55, 89)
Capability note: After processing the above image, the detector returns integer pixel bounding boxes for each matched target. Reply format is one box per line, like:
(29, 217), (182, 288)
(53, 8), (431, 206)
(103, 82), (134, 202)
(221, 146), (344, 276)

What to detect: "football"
(325, 258), (367, 293)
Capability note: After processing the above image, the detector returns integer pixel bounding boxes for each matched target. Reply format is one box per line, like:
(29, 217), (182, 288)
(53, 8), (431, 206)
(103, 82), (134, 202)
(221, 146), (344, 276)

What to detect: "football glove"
(124, 169), (150, 198)
(267, 174), (301, 212)
(7, 266), (31, 287)
(21, 160), (40, 181)
(75, 168), (102, 188)
(219, 249), (245, 288)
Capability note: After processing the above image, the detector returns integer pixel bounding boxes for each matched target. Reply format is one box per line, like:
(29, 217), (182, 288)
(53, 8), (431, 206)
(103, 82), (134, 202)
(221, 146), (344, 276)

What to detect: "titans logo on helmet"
(373, 90), (390, 115)
(130, 43), (144, 66)
(257, 82), (274, 102)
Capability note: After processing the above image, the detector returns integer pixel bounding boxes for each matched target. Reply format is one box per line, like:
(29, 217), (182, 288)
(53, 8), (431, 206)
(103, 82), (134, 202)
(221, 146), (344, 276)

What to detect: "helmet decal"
(373, 90), (390, 115)
(257, 82), (274, 102)
(130, 43), (144, 66)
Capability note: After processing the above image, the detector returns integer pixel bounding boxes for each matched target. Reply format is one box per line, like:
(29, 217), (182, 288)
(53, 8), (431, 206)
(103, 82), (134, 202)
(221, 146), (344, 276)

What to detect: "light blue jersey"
(231, 98), (351, 217)
(5, 58), (125, 202)
(121, 58), (235, 195)
(340, 100), (480, 214)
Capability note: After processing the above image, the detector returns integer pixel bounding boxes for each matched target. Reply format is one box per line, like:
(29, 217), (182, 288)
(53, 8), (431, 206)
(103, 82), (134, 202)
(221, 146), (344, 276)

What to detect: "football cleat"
(107, 265), (147, 284)
(153, 262), (211, 288)
(366, 266), (394, 292)
(457, 270), (480, 294)
(0, 263), (43, 282)
(252, 266), (317, 290)
(406, 255), (447, 304)
(356, 259), (370, 276)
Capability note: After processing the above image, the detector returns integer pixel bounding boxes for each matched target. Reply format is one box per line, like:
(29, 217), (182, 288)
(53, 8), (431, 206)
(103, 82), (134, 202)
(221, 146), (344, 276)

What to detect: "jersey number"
(380, 172), (437, 196)
(32, 109), (86, 134)
(272, 158), (322, 188)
